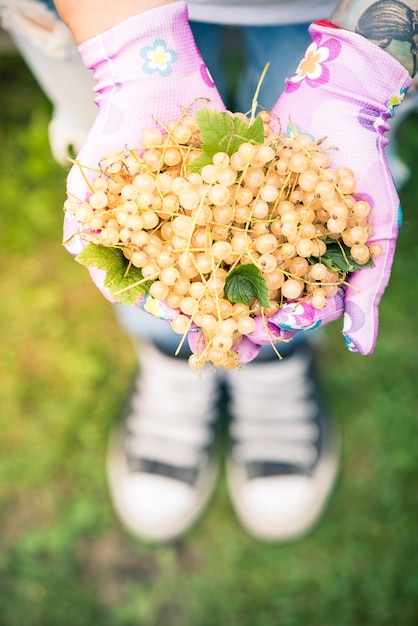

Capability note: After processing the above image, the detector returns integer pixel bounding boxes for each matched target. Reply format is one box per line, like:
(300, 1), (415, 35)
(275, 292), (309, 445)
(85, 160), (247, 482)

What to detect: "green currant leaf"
(75, 243), (152, 305)
(224, 263), (270, 308)
(75, 243), (117, 271)
(195, 109), (234, 154)
(319, 242), (373, 273)
(190, 110), (265, 173)
(187, 151), (215, 174)
(319, 255), (344, 274)
(228, 115), (264, 154)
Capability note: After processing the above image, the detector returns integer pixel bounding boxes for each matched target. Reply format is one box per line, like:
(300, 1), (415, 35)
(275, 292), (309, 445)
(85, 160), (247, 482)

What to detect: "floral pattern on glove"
(358, 88), (408, 136)
(139, 293), (176, 321)
(358, 105), (384, 134)
(286, 34), (341, 93)
(342, 305), (365, 352)
(141, 39), (178, 76)
(387, 87), (409, 117)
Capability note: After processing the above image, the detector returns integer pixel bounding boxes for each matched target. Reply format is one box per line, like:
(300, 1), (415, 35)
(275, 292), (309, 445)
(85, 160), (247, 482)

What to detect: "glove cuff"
(77, 2), (191, 71)
(286, 21), (412, 112)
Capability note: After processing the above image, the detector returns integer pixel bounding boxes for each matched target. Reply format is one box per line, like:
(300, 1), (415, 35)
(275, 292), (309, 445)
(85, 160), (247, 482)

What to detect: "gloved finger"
(187, 328), (203, 355)
(343, 240), (395, 354)
(342, 172), (401, 354)
(245, 316), (297, 345)
(230, 336), (262, 364)
(263, 288), (345, 333)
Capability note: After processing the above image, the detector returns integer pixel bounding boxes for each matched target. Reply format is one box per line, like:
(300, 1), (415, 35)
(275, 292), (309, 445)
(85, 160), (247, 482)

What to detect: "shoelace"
(227, 347), (323, 478)
(123, 344), (220, 482)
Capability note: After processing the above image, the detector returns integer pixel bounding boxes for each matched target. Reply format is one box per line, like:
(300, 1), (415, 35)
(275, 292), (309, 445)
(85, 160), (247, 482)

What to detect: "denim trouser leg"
(237, 22), (311, 112)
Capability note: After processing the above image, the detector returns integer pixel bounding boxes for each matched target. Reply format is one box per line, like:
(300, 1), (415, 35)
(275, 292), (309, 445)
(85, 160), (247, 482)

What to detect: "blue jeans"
(42, 0), (57, 11)
(189, 21), (311, 110)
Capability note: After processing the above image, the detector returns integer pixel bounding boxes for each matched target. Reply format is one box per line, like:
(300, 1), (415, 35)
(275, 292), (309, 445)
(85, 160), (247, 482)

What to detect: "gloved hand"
(268, 20), (412, 355)
(187, 289), (345, 364)
(64, 1), (224, 300)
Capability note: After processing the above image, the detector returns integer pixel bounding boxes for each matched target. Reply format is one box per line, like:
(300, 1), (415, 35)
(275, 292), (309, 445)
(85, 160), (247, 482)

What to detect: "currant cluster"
(64, 110), (381, 370)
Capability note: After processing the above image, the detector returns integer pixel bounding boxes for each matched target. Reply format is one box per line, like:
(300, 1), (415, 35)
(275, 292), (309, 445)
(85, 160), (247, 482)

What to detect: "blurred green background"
(1, 36), (418, 626)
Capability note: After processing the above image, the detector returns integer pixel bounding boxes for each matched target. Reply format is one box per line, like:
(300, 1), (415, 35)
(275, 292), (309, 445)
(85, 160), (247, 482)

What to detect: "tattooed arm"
(330, 0), (418, 76)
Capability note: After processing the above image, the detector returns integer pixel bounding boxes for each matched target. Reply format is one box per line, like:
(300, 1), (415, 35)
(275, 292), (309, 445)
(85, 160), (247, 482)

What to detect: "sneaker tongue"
(231, 391), (318, 422)
(126, 427), (211, 467)
(227, 346), (325, 476)
(231, 420), (319, 447)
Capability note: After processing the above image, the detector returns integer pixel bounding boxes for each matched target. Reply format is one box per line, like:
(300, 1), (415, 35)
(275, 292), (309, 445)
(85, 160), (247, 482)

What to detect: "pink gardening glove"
(220, 20), (412, 364)
(267, 20), (412, 355)
(64, 1), (224, 302)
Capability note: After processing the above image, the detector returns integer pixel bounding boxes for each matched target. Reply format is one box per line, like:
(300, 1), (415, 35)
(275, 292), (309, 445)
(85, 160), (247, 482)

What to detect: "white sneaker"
(107, 342), (220, 542)
(225, 344), (339, 542)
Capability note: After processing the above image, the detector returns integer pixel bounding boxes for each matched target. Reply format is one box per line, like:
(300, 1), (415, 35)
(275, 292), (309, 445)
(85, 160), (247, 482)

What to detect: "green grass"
(1, 51), (418, 626)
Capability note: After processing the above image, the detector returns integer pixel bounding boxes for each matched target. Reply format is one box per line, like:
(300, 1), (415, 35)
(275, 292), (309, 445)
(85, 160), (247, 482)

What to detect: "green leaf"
(319, 242), (373, 273)
(228, 115), (264, 154)
(76, 243), (116, 271)
(189, 110), (266, 173)
(75, 243), (152, 305)
(224, 263), (270, 308)
(187, 152), (215, 174)
(195, 109), (234, 154)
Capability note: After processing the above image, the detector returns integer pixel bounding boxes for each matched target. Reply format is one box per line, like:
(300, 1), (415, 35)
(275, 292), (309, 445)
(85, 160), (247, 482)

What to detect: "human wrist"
(330, 0), (418, 77)
(53, 0), (174, 44)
